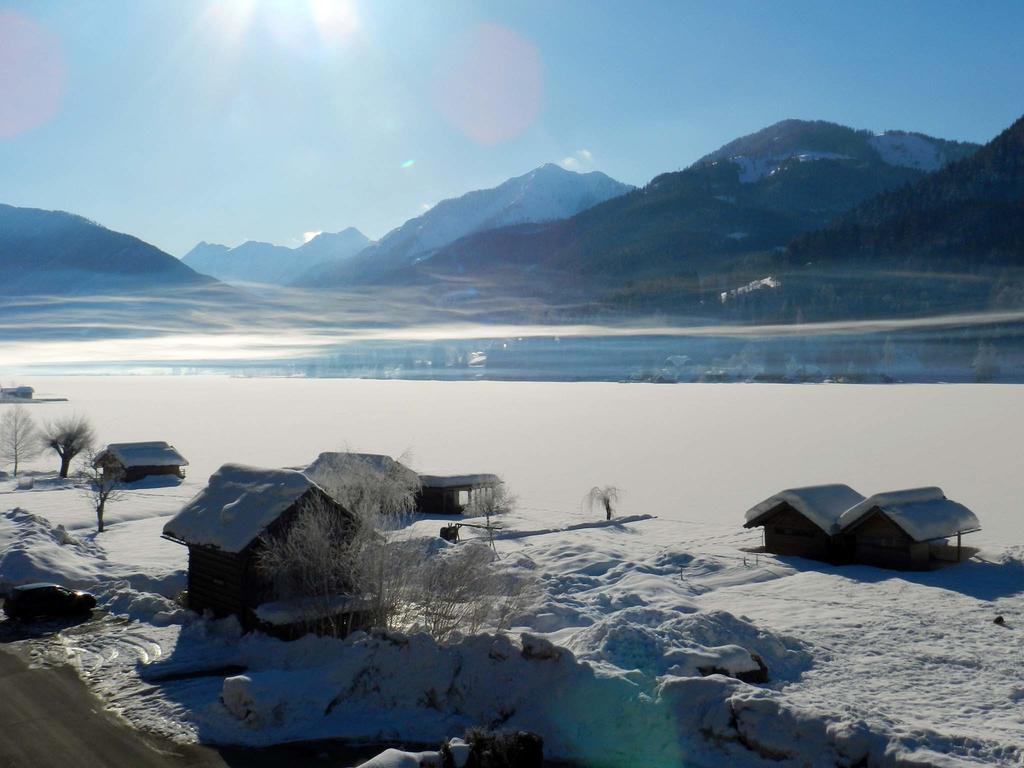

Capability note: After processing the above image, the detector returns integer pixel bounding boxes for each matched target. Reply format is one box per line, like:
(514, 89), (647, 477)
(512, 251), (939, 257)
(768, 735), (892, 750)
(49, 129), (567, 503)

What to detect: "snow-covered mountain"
(0, 203), (216, 296)
(300, 164), (633, 287)
(182, 227), (371, 286)
(695, 119), (976, 183)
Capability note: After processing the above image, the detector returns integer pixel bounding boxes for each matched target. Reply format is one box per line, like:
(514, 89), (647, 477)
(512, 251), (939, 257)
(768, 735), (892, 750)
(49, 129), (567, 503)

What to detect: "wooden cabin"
(162, 464), (360, 632)
(836, 487), (981, 570)
(0, 386), (33, 400)
(94, 441), (188, 483)
(743, 484), (866, 562)
(304, 451), (421, 501)
(416, 473), (502, 515)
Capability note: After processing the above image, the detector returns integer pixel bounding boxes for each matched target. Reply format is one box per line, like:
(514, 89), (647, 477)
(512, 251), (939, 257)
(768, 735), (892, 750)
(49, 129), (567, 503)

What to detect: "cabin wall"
(122, 465), (183, 482)
(846, 512), (925, 570)
(186, 489), (357, 631)
(186, 546), (247, 618)
(761, 504), (833, 560)
(418, 487), (462, 515)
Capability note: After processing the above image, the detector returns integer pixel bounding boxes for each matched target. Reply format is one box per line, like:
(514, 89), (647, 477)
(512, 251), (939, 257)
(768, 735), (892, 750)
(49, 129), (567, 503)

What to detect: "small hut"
(162, 464), (359, 631)
(304, 452), (421, 497)
(94, 441), (188, 483)
(416, 473), (502, 515)
(0, 386), (33, 400)
(836, 487), (981, 570)
(743, 484), (866, 561)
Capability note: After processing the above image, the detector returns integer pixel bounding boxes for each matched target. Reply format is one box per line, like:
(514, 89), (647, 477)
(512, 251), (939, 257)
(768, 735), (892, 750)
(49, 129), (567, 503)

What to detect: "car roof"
(13, 582), (65, 591)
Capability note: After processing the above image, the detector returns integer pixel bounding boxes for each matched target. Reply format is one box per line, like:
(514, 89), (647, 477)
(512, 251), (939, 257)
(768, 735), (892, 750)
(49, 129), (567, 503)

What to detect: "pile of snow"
(254, 595), (367, 626)
(0, 507), (102, 589)
(163, 464), (317, 552)
(0, 507), (184, 598)
(744, 484), (866, 534)
(565, 607), (808, 682)
(210, 628), (843, 765)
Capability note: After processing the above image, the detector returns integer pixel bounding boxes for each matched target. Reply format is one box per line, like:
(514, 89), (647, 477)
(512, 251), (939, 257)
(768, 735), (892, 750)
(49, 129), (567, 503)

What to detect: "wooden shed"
(836, 487), (981, 570)
(162, 464), (359, 631)
(743, 484), (866, 561)
(416, 473), (502, 515)
(94, 441), (188, 483)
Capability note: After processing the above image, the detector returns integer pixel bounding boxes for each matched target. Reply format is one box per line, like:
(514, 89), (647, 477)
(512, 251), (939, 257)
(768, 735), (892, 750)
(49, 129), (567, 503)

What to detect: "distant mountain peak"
(299, 163), (633, 287)
(694, 119), (977, 183)
(0, 203), (215, 296)
(182, 227), (372, 285)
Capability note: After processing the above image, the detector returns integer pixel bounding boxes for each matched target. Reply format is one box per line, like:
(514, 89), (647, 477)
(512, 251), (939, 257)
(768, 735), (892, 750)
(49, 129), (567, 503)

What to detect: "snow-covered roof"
(418, 473), (502, 489)
(163, 464), (318, 553)
(96, 441), (188, 468)
(0, 386), (33, 396)
(837, 487), (980, 542)
(254, 594), (371, 625)
(304, 452), (420, 488)
(744, 484), (866, 534)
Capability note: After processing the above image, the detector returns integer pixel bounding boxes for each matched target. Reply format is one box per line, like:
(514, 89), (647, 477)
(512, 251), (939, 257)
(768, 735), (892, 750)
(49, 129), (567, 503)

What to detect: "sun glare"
(203, 0), (358, 51)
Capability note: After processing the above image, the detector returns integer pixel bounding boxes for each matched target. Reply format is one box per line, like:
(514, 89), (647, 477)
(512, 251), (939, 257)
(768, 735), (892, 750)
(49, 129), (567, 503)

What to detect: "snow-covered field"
(1, 376), (1023, 766)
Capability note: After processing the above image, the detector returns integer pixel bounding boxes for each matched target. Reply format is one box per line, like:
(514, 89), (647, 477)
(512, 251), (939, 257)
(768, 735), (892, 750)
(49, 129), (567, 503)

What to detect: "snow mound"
(0, 508), (183, 602)
(657, 675), (889, 766)
(0, 507), (103, 589)
(565, 607), (809, 683)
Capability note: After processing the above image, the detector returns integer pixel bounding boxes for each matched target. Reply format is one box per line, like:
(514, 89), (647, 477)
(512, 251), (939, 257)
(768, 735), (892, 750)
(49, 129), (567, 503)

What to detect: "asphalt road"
(0, 646), (230, 768)
(0, 643), (409, 768)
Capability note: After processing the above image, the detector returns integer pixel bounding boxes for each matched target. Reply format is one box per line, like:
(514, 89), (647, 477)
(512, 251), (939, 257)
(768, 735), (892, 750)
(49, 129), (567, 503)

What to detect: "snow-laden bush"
(257, 455), (535, 640)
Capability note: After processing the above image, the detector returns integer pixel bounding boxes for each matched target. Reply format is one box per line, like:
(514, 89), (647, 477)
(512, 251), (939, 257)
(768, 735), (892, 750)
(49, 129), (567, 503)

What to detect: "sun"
(203, 0), (359, 51)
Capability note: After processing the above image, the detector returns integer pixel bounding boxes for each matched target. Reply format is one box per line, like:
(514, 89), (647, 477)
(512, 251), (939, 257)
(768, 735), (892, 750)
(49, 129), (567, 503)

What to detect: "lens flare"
(435, 23), (542, 145)
(0, 11), (65, 139)
(401, 159), (415, 169)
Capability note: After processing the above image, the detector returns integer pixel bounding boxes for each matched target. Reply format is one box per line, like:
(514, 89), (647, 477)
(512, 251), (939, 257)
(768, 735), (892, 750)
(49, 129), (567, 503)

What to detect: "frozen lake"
(13, 376), (1023, 548)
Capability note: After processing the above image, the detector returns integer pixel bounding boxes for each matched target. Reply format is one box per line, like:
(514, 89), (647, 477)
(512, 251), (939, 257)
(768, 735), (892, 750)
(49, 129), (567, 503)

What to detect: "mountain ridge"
(0, 203), (217, 296)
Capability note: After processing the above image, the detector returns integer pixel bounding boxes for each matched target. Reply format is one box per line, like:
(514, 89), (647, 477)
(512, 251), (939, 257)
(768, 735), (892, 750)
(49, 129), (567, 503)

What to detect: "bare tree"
(256, 495), (360, 635)
(464, 482), (514, 552)
(79, 452), (125, 533)
(0, 406), (41, 477)
(43, 415), (95, 478)
(412, 542), (534, 641)
(258, 460), (533, 639)
(586, 485), (621, 520)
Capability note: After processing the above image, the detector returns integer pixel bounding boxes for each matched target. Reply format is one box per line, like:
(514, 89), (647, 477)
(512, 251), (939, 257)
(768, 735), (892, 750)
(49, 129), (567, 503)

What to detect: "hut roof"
(304, 452), (421, 489)
(744, 484), (866, 534)
(838, 487), (980, 542)
(418, 473), (502, 489)
(96, 441), (188, 469)
(163, 464), (318, 553)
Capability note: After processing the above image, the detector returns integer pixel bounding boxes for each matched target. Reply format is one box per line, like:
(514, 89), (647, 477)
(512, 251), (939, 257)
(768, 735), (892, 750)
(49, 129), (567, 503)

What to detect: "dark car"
(3, 583), (97, 620)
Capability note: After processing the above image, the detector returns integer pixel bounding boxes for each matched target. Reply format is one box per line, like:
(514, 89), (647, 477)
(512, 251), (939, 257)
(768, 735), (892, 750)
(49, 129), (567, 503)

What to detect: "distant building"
(93, 441), (188, 483)
(744, 485), (980, 570)
(304, 451), (421, 495)
(0, 386), (34, 400)
(162, 464), (360, 632)
(304, 451), (502, 517)
(417, 473), (503, 515)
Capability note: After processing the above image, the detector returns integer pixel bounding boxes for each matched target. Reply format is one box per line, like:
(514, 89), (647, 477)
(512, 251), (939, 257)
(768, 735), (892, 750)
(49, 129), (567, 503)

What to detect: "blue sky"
(1, 1), (1022, 256)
